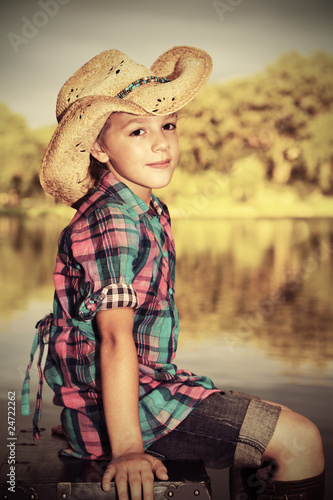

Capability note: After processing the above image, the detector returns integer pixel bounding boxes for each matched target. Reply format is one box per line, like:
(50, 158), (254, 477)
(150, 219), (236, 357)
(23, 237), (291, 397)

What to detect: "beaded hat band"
(40, 46), (212, 206)
(115, 76), (170, 99)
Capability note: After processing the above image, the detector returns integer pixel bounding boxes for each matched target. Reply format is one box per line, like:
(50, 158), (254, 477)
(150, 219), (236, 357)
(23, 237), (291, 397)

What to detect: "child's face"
(91, 112), (179, 204)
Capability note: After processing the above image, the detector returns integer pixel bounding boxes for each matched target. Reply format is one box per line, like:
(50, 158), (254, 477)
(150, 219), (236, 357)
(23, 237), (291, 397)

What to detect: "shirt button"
(168, 288), (173, 296)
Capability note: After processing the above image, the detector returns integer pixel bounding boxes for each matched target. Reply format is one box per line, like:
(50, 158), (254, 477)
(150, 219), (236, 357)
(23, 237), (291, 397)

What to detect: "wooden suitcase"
(0, 429), (212, 499)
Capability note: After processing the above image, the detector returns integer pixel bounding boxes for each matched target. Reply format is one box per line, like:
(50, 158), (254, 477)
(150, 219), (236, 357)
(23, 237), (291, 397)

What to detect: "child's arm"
(96, 307), (168, 500)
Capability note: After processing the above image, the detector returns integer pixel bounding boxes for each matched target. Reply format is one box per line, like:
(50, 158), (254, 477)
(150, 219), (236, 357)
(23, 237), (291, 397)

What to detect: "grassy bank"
(2, 168), (332, 220)
(156, 168), (333, 219)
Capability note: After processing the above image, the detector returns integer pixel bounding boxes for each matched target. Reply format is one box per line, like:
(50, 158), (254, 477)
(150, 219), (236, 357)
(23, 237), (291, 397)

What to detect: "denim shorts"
(147, 391), (281, 469)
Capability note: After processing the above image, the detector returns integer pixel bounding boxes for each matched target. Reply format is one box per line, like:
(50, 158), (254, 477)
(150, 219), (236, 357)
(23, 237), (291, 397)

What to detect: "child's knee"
(263, 409), (325, 479)
(288, 412), (323, 451)
(264, 409), (323, 461)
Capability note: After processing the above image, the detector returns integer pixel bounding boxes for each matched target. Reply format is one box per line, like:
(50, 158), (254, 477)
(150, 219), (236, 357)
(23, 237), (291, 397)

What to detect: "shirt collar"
(96, 170), (164, 217)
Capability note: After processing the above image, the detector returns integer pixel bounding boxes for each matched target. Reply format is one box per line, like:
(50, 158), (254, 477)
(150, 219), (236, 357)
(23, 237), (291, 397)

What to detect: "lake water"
(0, 215), (332, 499)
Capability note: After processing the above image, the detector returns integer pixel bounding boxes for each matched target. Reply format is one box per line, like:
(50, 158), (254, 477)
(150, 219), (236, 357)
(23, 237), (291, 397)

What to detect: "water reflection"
(173, 219), (333, 371)
(0, 215), (62, 314)
(1, 216), (332, 372)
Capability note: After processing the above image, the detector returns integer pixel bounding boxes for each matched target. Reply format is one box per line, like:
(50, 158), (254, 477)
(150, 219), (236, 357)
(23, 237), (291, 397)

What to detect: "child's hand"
(102, 452), (168, 500)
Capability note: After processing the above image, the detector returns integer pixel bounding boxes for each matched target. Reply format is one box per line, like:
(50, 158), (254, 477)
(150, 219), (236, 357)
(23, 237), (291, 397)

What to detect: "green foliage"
(0, 104), (56, 205)
(0, 51), (332, 211)
(301, 112), (333, 191)
(180, 51), (333, 195)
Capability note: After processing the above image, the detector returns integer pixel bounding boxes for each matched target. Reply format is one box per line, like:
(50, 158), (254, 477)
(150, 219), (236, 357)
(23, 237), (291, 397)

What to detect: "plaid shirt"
(22, 171), (218, 458)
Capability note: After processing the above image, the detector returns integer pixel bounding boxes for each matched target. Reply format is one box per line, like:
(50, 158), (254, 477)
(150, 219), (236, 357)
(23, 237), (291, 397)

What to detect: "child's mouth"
(147, 159), (171, 169)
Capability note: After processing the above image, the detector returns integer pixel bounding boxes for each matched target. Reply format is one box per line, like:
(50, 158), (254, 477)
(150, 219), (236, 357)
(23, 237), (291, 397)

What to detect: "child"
(22, 47), (325, 500)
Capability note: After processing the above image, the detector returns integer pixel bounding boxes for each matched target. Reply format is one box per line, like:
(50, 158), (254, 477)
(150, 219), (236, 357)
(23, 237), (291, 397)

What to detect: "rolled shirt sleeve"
(78, 283), (139, 321)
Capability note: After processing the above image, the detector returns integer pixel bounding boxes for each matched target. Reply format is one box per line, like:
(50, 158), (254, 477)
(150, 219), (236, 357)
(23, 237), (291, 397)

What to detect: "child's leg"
(147, 392), (325, 499)
(51, 424), (65, 436)
(229, 465), (325, 500)
(261, 400), (324, 480)
(230, 400), (325, 499)
(148, 391), (280, 469)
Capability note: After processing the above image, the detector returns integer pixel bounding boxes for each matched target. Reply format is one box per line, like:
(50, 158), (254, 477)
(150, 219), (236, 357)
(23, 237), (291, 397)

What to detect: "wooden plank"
(0, 429), (212, 499)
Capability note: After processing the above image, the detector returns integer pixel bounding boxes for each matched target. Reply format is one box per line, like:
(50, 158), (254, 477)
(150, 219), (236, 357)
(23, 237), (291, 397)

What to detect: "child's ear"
(90, 140), (109, 163)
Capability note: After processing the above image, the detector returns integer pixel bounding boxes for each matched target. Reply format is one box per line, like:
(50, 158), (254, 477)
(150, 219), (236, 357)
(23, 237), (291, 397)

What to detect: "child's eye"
(130, 129), (145, 136)
(163, 123), (177, 131)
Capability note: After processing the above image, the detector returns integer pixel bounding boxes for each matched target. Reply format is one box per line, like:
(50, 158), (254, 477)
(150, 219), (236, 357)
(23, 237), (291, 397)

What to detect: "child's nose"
(151, 131), (169, 152)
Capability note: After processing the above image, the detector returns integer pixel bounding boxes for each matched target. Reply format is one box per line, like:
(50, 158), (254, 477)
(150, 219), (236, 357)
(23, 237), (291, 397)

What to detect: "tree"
(180, 51), (333, 195)
(0, 104), (54, 205)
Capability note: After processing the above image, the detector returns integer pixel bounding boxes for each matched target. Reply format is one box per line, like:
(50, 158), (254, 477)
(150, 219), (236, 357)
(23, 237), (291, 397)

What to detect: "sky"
(1, 0), (332, 128)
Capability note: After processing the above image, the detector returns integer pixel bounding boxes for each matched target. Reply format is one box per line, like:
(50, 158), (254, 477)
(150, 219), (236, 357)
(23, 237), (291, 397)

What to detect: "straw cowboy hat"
(40, 46), (212, 206)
